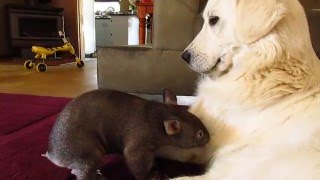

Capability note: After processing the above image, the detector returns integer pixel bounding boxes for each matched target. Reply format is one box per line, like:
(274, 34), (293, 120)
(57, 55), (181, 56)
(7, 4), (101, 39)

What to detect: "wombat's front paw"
(66, 174), (75, 180)
(151, 171), (169, 180)
(96, 170), (107, 180)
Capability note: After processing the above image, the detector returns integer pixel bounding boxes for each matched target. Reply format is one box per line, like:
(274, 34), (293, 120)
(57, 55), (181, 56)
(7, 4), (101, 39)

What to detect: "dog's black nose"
(181, 50), (191, 63)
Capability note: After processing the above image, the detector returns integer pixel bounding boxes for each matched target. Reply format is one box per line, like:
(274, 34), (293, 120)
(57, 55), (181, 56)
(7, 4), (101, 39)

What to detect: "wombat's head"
(161, 89), (210, 148)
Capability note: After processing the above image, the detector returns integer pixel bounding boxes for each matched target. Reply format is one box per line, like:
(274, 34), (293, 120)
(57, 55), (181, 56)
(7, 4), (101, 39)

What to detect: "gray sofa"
(97, 0), (206, 95)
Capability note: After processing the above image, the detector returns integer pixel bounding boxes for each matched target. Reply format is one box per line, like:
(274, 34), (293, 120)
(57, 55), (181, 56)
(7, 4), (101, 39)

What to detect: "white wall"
(82, 0), (95, 54)
(128, 16), (139, 45)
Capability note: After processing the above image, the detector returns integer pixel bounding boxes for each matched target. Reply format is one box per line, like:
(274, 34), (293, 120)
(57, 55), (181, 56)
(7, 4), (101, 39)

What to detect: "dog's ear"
(235, 0), (287, 44)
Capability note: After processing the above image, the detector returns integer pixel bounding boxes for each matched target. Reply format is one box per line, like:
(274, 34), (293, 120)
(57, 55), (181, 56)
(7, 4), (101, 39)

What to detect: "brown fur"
(44, 89), (210, 180)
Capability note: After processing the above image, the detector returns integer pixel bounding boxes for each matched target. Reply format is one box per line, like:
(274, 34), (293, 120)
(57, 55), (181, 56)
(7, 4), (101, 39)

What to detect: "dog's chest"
(211, 139), (320, 180)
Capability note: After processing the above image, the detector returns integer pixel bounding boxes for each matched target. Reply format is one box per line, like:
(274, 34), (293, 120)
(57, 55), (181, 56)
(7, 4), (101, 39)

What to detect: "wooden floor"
(0, 59), (98, 98)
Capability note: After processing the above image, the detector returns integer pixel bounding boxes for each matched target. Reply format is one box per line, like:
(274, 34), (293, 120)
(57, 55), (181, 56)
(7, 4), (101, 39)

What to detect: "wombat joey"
(43, 89), (209, 180)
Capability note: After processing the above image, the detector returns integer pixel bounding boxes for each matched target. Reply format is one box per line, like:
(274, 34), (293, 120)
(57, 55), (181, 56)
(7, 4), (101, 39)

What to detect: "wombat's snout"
(197, 129), (210, 145)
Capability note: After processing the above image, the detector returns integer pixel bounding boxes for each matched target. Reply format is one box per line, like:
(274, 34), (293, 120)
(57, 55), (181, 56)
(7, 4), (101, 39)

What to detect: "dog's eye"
(209, 16), (219, 26)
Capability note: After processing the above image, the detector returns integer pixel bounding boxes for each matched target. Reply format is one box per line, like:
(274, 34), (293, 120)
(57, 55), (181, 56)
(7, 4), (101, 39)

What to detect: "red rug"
(0, 93), (204, 180)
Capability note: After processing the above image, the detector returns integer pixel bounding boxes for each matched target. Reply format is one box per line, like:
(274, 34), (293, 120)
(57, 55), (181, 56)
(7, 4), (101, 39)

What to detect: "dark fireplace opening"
(6, 4), (64, 58)
(25, 0), (52, 7)
(19, 17), (58, 38)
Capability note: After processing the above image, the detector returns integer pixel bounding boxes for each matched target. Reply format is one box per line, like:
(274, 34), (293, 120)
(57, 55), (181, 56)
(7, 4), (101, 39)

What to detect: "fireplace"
(6, 4), (64, 48)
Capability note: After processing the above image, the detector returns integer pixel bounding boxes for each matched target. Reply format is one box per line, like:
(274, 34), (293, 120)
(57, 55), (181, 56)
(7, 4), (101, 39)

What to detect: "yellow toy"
(24, 31), (84, 72)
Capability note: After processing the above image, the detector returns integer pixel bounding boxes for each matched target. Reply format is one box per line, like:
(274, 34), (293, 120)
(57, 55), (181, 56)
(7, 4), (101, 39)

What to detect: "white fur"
(163, 0), (320, 179)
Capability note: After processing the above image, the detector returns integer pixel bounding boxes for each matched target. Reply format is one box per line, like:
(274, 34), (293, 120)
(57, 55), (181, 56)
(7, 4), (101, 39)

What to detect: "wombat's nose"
(181, 50), (191, 64)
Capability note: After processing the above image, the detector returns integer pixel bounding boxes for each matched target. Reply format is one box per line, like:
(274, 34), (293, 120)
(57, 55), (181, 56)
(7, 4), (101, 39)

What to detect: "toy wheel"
(77, 60), (85, 68)
(24, 60), (34, 70)
(36, 63), (47, 72)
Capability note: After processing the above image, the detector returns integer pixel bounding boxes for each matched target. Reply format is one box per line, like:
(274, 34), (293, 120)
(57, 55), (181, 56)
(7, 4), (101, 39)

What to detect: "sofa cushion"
(153, 0), (200, 51)
(199, 0), (208, 13)
(97, 47), (198, 95)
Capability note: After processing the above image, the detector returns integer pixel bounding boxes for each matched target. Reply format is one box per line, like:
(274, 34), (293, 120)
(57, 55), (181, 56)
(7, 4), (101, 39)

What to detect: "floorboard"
(0, 59), (98, 98)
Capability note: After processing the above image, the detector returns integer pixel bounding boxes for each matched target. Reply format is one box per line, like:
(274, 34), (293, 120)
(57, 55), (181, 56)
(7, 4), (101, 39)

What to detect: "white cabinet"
(95, 15), (139, 47)
(95, 18), (112, 46)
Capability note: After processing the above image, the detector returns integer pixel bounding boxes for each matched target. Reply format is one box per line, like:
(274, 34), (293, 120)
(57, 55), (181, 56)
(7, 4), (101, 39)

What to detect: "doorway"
(78, 0), (138, 59)
(78, 0), (123, 58)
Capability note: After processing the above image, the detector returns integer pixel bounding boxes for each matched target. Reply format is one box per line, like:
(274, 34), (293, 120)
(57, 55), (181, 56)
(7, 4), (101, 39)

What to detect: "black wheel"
(36, 63), (47, 72)
(77, 60), (85, 68)
(24, 60), (34, 70)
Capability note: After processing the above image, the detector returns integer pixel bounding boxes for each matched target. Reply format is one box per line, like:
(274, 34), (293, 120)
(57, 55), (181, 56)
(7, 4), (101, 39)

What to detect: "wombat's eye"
(197, 130), (204, 138)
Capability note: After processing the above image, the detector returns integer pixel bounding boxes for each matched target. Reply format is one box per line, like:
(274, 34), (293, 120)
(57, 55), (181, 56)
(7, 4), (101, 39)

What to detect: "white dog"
(157, 0), (320, 179)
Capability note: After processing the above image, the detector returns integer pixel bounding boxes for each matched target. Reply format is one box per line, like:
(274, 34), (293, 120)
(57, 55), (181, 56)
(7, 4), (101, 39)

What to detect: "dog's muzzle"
(181, 49), (223, 73)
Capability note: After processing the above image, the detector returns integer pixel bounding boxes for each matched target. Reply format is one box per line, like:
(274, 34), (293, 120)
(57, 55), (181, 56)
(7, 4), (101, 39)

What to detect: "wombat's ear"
(163, 88), (177, 105)
(164, 120), (181, 135)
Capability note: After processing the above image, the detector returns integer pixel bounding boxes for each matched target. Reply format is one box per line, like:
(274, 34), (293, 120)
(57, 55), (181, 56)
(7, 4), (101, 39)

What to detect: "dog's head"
(182, 0), (293, 78)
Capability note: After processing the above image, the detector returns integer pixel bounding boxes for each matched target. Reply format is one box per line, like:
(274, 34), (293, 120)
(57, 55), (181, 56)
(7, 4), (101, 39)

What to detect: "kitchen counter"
(95, 16), (111, 19)
(95, 13), (137, 19)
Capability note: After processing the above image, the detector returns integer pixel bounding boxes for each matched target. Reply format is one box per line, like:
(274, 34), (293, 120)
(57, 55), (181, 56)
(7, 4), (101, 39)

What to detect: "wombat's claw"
(160, 174), (169, 180)
(96, 169), (102, 175)
(151, 172), (168, 180)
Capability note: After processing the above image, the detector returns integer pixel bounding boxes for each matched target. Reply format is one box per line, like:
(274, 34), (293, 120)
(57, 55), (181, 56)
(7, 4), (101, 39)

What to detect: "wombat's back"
(47, 89), (148, 161)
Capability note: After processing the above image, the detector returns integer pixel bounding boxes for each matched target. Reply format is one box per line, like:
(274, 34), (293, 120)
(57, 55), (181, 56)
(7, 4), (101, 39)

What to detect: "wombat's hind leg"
(71, 168), (105, 180)
(70, 149), (106, 180)
(70, 157), (105, 180)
